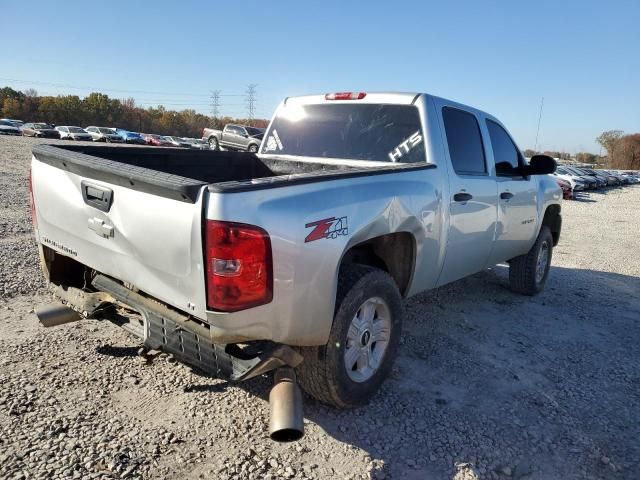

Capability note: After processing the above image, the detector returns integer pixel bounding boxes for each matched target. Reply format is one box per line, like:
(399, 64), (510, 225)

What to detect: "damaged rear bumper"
(44, 274), (302, 382)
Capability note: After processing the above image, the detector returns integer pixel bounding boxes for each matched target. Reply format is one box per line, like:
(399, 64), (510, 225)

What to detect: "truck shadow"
(190, 265), (640, 479)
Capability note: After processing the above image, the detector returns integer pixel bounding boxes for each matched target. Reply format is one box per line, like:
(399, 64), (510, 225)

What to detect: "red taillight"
(325, 92), (367, 100)
(28, 169), (37, 231)
(205, 220), (272, 312)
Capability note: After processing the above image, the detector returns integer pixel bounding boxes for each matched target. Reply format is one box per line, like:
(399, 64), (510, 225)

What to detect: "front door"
(436, 105), (498, 286)
(484, 119), (538, 264)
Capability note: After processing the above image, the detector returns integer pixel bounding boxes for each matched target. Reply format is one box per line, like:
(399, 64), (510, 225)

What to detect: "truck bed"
(32, 144), (429, 202)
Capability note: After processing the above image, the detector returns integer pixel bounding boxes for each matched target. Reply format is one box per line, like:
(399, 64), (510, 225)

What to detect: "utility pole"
(534, 96), (544, 153)
(210, 90), (221, 123)
(246, 84), (257, 123)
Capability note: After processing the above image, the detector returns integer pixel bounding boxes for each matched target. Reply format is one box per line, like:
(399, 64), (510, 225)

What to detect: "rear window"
(261, 103), (426, 163)
(442, 107), (486, 175)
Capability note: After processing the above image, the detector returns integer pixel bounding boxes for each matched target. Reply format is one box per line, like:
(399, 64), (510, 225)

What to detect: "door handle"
(500, 192), (514, 200)
(453, 192), (473, 202)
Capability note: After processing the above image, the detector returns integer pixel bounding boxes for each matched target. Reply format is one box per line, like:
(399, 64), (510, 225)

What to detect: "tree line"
(0, 87), (268, 138)
(595, 130), (640, 170)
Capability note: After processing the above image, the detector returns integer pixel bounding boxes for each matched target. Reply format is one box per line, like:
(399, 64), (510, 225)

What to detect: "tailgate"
(31, 156), (208, 320)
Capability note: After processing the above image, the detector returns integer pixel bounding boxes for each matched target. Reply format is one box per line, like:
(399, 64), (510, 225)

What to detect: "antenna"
(210, 90), (221, 120)
(534, 96), (544, 153)
(246, 84), (257, 122)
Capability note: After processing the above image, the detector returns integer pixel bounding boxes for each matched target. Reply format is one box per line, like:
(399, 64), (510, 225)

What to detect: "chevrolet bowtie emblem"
(88, 217), (114, 238)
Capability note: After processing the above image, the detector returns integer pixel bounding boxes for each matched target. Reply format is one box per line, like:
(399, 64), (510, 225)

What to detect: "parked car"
(571, 167), (606, 188)
(85, 126), (123, 143)
(162, 136), (191, 148)
(552, 169), (586, 192)
(0, 119), (21, 135)
(113, 129), (146, 145)
(182, 137), (209, 150)
(202, 124), (264, 152)
(556, 166), (595, 189)
(591, 169), (619, 187)
(31, 91), (561, 441)
(55, 126), (93, 141)
(141, 133), (172, 146)
(1, 118), (24, 130)
(555, 177), (573, 200)
(22, 123), (60, 138)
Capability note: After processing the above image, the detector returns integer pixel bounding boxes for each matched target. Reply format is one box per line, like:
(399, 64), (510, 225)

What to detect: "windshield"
(261, 103), (426, 162)
(34, 123), (53, 129)
(0, 120), (13, 126)
(98, 128), (115, 134)
(68, 127), (85, 133)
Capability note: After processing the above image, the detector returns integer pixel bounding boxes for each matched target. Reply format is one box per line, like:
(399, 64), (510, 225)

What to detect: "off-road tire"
(509, 225), (553, 295)
(296, 264), (403, 408)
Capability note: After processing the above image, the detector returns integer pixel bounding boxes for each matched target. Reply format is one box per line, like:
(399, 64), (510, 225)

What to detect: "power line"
(246, 84), (257, 121)
(0, 77), (244, 97)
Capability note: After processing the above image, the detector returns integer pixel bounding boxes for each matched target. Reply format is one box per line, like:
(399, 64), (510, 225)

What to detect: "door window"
(442, 107), (486, 175)
(486, 120), (522, 176)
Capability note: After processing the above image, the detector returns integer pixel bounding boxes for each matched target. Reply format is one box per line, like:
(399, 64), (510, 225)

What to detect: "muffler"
(269, 367), (304, 442)
(35, 304), (82, 328)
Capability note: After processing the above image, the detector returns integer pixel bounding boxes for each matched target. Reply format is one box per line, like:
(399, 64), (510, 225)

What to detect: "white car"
(551, 171), (586, 191)
(55, 126), (93, 141)
(85, 126), (123, 143)
(1, 118), (24, 130)
(0, 119), (21, 135)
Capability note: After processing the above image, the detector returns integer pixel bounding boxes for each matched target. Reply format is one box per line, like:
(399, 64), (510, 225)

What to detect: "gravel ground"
(1, 135), (639, 480)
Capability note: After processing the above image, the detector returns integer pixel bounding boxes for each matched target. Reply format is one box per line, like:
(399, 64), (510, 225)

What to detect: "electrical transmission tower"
(246, 84), (257, 122)
(210, 90), (221, 120)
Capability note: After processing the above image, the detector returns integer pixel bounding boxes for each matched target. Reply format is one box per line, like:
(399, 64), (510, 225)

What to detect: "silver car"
(56, 126), (93, 141)
(85, 126), (123, 143)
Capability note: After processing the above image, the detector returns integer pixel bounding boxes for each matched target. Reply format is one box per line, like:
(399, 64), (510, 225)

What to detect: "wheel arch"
(338, 232), (416, 297)
(541, 203), (561, 246)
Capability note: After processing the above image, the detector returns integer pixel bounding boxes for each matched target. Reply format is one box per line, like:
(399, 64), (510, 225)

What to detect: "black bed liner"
(32, 144), (435, 203)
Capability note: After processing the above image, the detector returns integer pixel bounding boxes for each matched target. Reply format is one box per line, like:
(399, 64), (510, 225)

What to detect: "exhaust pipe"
(36, 304), (82, 328)
(269, 367), (304, 442)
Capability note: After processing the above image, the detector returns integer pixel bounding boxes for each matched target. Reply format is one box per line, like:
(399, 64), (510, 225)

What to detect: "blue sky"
(2, 0), (638, 153)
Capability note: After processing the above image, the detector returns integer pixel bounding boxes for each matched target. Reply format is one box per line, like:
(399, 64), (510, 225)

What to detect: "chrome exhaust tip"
(269, 367), (304, 442)
(35, 304), (82, 328)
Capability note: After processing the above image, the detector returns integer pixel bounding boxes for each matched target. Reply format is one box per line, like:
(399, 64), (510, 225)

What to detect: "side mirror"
(524, 155), (556, 175)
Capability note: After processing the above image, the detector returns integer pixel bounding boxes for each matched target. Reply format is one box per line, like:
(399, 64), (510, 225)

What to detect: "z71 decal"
(305, 216), (349, 243)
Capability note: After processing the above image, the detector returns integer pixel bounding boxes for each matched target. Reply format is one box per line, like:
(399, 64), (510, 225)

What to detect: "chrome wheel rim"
(535, 241), (549, 283)
(344, 297), (391, 383)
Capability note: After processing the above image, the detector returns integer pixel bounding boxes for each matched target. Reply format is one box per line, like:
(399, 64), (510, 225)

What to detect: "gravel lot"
(1, 135), (639, 480)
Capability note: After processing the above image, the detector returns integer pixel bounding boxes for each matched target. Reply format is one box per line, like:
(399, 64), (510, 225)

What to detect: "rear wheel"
(509, 226), (553, 295)
(209, 137), (219, 151)
(296, 264), (403, 408)
(248, 144), (259, 153)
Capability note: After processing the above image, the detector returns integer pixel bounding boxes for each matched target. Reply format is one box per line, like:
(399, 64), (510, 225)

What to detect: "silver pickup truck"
(30, 92), (561, 441)
(202, 124), (265, 152)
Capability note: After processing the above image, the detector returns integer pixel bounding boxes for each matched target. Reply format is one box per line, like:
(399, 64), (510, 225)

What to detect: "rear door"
(31, 154), (209, 319)
(435, 103), (498, 286)
(484, 119), (538, 264)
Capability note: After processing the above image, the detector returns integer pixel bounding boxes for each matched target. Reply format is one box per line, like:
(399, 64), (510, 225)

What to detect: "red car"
(555, 178), (573, 200)
(142, 133), (172, 146)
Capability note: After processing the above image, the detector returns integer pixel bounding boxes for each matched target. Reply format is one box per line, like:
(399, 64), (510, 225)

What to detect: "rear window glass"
(262, 103), (426, 163)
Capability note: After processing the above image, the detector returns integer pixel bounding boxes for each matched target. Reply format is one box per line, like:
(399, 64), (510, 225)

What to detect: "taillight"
(205, 220), (273, 312)
(28, 169), (37, 231)
(325, 92), (366, 100)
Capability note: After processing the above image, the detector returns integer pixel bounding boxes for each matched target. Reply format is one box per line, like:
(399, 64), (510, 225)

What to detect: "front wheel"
(509, 226), (553, 295)
(296, 264), (403, 408)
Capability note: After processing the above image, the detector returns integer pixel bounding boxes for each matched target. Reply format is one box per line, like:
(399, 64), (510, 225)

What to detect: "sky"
(1, 0), (639, 153)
